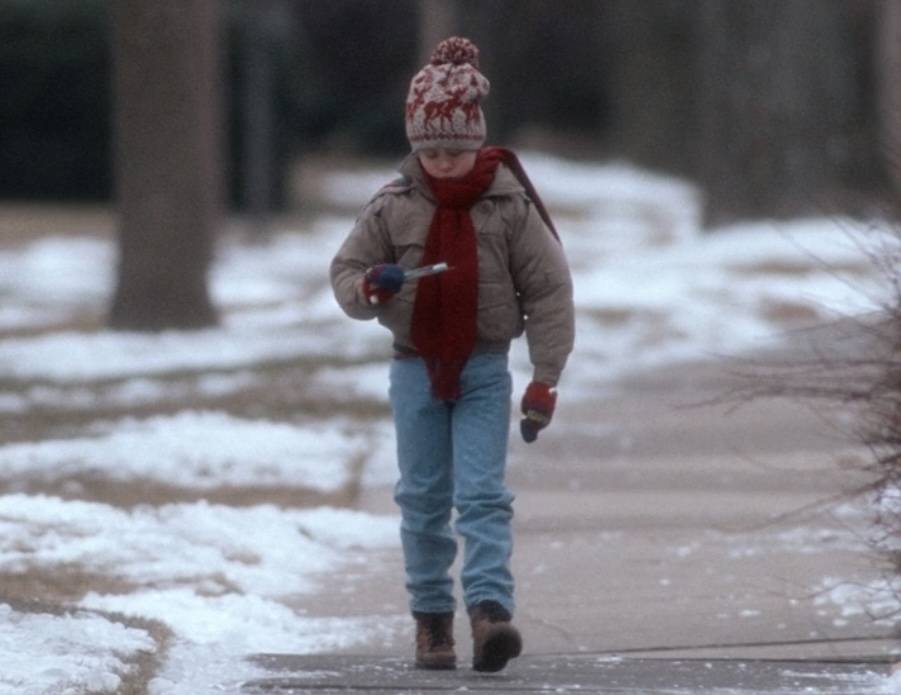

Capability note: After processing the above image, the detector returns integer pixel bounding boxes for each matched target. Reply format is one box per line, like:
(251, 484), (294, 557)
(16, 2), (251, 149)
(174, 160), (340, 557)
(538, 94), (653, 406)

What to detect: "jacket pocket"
(477, 281), (523, 341)
(389, 213), (429, 267)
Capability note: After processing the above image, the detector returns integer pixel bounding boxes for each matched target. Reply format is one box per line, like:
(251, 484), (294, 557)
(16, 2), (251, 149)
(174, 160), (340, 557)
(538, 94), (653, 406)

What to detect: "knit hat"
(405, 37), (490, 152)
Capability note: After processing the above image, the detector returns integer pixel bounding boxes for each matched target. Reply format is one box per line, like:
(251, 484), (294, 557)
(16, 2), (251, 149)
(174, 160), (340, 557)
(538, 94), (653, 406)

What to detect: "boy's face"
(418, 148), (478, 179)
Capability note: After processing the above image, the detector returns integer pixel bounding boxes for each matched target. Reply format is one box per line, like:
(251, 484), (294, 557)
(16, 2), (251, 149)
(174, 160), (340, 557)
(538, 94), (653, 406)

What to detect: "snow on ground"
(0, 371), (260, 415)
(889, 669), (901, 692)
(1, 152), (899, 692)
(0, 495), (396, 595)
(815, 575), (901, 628)
(0, 411), (370, 492)
(0, 494), (399, 694)
(0, 603), (156, 695)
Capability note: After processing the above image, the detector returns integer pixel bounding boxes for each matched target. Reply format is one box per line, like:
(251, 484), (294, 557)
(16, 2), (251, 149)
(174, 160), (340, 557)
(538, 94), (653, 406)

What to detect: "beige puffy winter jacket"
(330, 154), (574, 386)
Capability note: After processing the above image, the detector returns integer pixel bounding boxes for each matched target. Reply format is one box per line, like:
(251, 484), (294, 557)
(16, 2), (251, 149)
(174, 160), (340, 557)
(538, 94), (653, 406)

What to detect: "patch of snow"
(0, 304), (67, 331)
(308, 362), (389, 402)
(886, 669), (901, 693)
(814, 576), (901, 626)
(0, 236), (112, 307)
(0, 411), (373, 492)
(0, 376), (246, 415)
(0, 495), (398, 597)
(877, 485), (901, 521)
(0, 392), (27, 414)
(358, 420), (399, 488)
(0, 495), (402, 692)
(0, 603), (155, 695)
(82, 589), (378, 654)
(724, 525), (869, 560)
(147, 612), (403, 695)
(148, 642), (274, 695)
(0, 320), (385, 382)
(780, 667), (901, 695)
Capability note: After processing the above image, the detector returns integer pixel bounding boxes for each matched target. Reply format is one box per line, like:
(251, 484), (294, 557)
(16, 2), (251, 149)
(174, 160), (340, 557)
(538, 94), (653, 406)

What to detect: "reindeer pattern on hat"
(405, 37), (490, 150)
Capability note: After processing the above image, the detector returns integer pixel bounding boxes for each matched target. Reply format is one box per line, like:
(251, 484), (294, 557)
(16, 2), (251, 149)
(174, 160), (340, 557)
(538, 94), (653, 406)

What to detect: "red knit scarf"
(410, 147), (557, 400)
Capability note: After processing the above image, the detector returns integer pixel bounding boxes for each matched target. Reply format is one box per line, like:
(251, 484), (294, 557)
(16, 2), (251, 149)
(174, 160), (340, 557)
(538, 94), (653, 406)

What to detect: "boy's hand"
(364, 264), (405, 305)
(520, 381), (557, 443)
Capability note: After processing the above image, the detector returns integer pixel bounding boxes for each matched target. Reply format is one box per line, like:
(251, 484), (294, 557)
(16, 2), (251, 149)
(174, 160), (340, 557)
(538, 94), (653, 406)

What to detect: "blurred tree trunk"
(109, 0), (221, 330)
(418, 0), (458, 66)
(240, 1), (277, 236)
(459, 0), (606, 147)
(238, 0), (293, 234)
(601, 1), (699, 173)
(878, 0), (901, 202)
(694, 0), (874, 224)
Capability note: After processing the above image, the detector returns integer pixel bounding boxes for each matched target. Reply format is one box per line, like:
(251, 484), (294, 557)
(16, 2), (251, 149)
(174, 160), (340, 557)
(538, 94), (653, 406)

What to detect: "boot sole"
(472, 628), (522, 673)
(415, 658), (457, 670)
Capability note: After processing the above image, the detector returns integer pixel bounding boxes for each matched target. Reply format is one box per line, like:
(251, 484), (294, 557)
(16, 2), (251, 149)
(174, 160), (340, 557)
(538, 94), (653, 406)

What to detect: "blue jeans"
(389, 353), (515, 616)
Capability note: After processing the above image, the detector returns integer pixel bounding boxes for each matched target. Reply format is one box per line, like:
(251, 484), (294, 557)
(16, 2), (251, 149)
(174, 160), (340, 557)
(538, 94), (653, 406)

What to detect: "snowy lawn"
(0, 411), (393, 504)
(0, 495), (400, 694)
(1, 152), (898, 692)
(0, 603), (158, 695)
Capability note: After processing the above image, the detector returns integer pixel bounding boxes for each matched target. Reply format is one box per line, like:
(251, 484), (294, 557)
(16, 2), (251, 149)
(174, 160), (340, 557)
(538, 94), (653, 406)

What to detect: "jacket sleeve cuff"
(532, 365), (561, 387)
(341, 277), (379, 320)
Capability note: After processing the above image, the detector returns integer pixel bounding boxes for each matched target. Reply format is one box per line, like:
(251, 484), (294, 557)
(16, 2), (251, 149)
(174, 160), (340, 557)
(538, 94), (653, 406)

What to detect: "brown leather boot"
(469, 600), (522, 672)
(413, 611), (456, 670)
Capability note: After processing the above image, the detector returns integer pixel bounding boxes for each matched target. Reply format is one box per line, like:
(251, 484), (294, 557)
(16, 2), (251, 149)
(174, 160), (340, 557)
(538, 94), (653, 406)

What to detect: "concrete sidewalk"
(243, 654), (893, 693)
(248, 355), (900, 693)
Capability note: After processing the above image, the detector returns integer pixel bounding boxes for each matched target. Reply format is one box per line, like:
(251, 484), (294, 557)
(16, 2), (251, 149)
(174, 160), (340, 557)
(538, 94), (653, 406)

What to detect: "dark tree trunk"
(600, 0), (700, 172)
(418, 0), (459, 67)
(460, 0), (606, 148)
(694, 0), (877, 224)
(109, 0), (222, 330)
(878, 0), (901, 203)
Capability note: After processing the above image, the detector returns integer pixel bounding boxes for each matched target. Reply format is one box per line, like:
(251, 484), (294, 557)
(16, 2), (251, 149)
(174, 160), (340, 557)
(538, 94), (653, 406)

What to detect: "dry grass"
(758, 299), (823, 325)
(0, 446), (368, 510)
(586, 307), (637, 326)
(111, 612), (173, 695)
(0, 203), (115, 247)
(0, 355), (390, 443)
(0, 567), (140, 605)
(728, 258), (873, 277)
(0, 312), (108, 339)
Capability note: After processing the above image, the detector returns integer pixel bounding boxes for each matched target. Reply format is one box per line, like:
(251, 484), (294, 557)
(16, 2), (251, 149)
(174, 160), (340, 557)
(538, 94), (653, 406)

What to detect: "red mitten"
(363, 264), (405, 305)
(520, 381), (557, 443)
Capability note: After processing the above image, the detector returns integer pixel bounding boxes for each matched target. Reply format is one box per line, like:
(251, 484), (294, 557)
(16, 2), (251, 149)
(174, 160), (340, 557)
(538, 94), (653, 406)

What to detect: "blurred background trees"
(2, 0), (898, 222)
(879, 0), (901, 199)
(0, 0), (111, 200)
(109, 0), (221, 329)
(693, 0), (880, 222)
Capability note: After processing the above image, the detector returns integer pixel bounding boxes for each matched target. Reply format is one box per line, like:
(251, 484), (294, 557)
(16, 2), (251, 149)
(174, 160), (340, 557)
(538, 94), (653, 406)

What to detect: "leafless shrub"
(723, 213), (901, 616)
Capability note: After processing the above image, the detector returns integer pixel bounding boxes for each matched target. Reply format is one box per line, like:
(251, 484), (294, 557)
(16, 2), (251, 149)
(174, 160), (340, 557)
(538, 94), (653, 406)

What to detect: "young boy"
(330, 36), (574, 672)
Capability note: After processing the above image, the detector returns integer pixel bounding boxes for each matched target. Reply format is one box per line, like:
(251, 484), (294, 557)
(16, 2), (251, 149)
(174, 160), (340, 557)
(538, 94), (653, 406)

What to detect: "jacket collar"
(398, 152), (525, 202)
